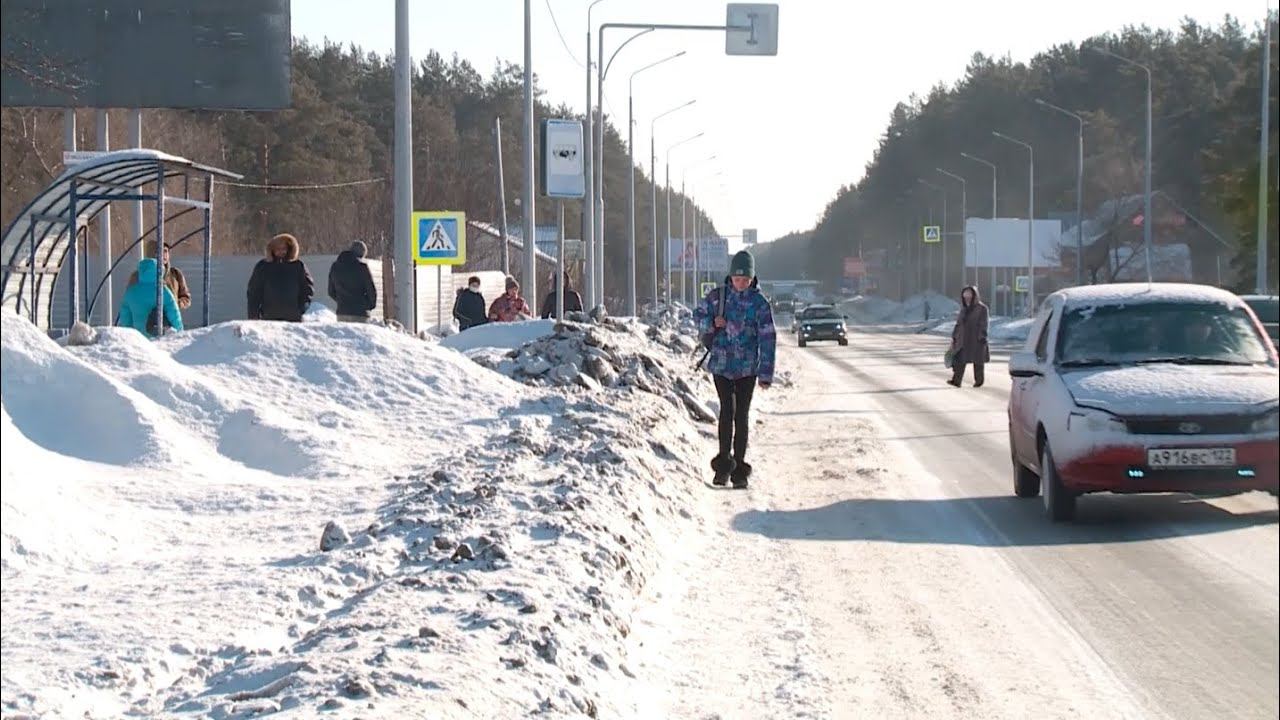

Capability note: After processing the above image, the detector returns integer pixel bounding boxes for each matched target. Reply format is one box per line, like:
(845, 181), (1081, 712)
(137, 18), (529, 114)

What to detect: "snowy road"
(629, 331), (1279, 720)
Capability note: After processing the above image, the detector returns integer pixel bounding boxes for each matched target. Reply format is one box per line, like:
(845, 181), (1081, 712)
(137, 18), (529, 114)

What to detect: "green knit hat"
(729, 250), (756, 278)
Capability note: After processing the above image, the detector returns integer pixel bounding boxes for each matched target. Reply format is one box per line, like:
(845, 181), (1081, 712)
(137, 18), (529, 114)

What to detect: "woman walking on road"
(695, 250), (776, 489)
(948, 285), (989, 388)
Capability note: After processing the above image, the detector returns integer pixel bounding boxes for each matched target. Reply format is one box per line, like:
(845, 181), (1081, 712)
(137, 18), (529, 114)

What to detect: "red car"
(1007, 283), (1280, 522)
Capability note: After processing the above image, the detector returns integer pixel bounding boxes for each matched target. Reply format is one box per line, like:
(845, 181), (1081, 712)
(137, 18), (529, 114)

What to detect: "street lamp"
(583, 0), (609, 311)
(992, 130), (1036, 317)
(650, 101), (696, 307)
(1089, 46), (1153, 283)
(627, 51), (685, 316)
(665, 132), (704, 305)
(682, 153), (717, 303)
(1035, 98), (1086, 286)
(960, 152), (1000, 312)
(936, 168), (967, 290)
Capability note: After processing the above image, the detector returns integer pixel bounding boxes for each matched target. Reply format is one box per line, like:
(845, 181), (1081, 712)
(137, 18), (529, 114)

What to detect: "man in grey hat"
(327, 240), (378, 322)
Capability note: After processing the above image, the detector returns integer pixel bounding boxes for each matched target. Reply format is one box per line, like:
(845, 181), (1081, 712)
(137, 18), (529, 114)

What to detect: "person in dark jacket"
(327, 240), (378, 322)
(247, 233), (314, 322)
(948, 285), (990, 387)
(541, 273), (584, 319)
(694, 250), (776, 488)
(453, 275), (488, 330)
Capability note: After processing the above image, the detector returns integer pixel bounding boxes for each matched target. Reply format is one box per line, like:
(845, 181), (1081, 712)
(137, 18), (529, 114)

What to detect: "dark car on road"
(796, 304), (849, 347)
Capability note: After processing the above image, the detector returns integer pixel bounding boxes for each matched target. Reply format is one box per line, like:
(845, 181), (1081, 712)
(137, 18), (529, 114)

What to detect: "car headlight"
(803, 324), (812, 332)
(1068, 408), (1128, 434)
(1253, 411), (1280, 433)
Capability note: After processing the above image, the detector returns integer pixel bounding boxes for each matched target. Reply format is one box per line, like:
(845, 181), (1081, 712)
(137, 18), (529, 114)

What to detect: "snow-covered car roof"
(1052, 283), (1245, 310)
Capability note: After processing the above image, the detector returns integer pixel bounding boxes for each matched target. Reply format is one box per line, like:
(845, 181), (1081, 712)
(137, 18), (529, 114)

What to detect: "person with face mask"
(453, 275), (488, 330)
(694, 250), (776, 488)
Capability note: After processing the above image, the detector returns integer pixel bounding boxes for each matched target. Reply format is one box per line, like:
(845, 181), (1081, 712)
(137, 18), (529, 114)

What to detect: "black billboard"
(1, 0), (291, 109)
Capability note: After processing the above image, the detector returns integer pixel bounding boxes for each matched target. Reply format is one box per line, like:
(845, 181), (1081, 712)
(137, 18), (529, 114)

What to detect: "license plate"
(1147, 447), (1236, 468)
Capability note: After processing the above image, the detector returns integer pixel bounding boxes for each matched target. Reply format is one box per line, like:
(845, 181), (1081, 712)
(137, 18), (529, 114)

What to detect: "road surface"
(628, 329), (1279, 720)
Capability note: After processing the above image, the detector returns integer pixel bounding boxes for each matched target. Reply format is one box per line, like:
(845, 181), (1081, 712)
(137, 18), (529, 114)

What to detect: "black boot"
(731, 460), (752, 489)
(710, 455), (736, 486)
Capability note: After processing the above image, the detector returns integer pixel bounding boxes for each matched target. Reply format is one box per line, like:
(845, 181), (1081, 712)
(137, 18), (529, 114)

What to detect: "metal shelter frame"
(1, 150), (241, 332)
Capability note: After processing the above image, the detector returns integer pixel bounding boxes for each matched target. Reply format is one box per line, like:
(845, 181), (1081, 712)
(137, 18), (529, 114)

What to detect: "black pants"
(951, 360), (985, 386)
(714, 375), (756, 462)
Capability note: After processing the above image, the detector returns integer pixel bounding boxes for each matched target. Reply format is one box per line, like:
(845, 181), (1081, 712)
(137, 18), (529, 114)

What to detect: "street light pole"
(1036, 98), (1086, 286)
(993, 131), (1035, 317)
(961, 152), (998, 311)
(682, 154), (716, 304)
(584, 0), (608, 310)
(627, 52), (684, 316)
(1258, 13), (1274, 294)
(936, 168), (967, 289)
(522, 0), (537, 316)
(1091, 46), (1153, 283)
(665, 132), (703, 305)
(650, 101), (696, 308)
(393, 0), (415, 330)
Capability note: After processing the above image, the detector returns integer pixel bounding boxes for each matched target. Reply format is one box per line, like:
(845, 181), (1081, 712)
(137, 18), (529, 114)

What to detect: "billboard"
(1, 0), (291, 109)
(843, 257), (866, 278)
(540, 119), (585, 198)
(964, 218), (1063, 269)
(668, 237), (729, 273)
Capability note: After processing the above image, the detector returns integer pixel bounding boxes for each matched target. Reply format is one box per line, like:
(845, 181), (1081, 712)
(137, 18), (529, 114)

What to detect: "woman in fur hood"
(247, 233), (315, 322)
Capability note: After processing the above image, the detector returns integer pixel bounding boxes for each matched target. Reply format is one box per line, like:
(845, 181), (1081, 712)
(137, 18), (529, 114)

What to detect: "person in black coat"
(247, 233), (314, 322)
(453, 275), (488, 330)
(541, 273), (584, 319)
(327, 241), (378, 322)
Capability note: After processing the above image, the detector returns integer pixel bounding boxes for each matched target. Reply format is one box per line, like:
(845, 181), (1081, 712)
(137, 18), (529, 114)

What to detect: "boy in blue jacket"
(694, 250), (776, 488)
(117, 257), (184, 337)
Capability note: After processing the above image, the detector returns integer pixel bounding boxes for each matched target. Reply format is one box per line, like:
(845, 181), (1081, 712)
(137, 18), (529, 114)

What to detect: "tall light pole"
(961, 152), (998, 312)
(625, 51), (684, 317)
(650, 100), (696, 308)
(522, 0), (537, 316)
(583, 0), (608, 310)
(1257, 12), (1274, 294)
(993, 131), (1035, 317)
(936, 168), (967, 290)
(681, 153), (716, 303)
(666, 132), (703, 305)
(918, 179), (947, 296)
(1036, 98), (1086, 286)
(393, 0), (414, 330)
(1091, 46), (1153, 283)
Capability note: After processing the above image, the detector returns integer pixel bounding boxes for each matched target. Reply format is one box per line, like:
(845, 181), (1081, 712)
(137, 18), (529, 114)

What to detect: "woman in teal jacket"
(117, 257), (184, 336)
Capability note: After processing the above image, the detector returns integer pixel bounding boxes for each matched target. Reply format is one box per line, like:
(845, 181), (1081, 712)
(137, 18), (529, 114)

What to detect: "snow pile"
(440, 318), (558, 352)
(461, 315), (717, 424)
(841, 292), (959, 324)
(642, 301), (698, 337)
(924, 315), (1034, 343)
(1, 310), (712, 718)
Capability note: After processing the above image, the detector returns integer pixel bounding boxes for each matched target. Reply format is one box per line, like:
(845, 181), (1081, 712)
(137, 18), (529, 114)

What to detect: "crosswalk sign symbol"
(922, 225), (941, 243)
(412, 211), (467, 265)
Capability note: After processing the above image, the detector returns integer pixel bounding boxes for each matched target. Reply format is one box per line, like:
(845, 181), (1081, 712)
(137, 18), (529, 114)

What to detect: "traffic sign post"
(413, 211), (467, 265)
(1014, 275), (1030, 293)
(743, 228), (758, 245)
(922, 225), (941, 243)
(700, 280), (717, 297)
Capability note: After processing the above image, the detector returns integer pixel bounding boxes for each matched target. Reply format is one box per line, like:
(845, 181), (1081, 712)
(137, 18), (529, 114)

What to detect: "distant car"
(796, 304), (849, 347)
(1240, 294), (1279, 346)
(1008, 283), (1279, 522)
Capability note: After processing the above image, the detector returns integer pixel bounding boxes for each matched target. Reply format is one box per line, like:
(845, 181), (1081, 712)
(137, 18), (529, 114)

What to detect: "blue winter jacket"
(117, 258), (184, 336)
(694, 279), (776, 383)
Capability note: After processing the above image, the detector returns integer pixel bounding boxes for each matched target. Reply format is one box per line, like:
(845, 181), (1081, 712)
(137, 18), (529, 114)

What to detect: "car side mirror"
(1008, 351), (1043, 378)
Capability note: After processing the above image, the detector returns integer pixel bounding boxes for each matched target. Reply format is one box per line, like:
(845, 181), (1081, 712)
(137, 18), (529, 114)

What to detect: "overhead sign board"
(412, 211), (467, 266)
(964, 218), (1063, 269)
(540, 119), (585, 199)
(726, 4), (779, 56)
(922, 225), (941, 243)
(742, 228), (758, 245)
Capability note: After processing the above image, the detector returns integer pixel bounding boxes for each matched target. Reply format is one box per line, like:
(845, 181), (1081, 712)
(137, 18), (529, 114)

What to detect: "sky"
(293, 0), (1271, 248)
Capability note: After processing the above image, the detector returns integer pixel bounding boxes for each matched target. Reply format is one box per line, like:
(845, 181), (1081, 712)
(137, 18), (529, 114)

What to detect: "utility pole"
(393, 0), (415, 331)
(1258, 12), (1274, 294)
(522, 0), (538, 316)
(493, 117), (510, 275)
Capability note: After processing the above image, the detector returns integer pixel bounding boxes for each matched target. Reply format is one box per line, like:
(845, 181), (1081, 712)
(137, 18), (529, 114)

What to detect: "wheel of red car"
(1040, 442), (1077, 522)
(1011, 430), (1039, 498)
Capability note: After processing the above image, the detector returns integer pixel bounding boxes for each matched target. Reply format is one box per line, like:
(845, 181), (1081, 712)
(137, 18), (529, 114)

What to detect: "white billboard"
(964, 218), (1063, 269)
(667, 237), (730, 273)
(540, 119), (585, 198)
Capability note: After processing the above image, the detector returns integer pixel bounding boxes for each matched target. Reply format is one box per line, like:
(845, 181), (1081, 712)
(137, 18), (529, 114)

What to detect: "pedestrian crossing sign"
(700, 281), (717, 297)
(412, 211), (467, 265)
(922, 225), (941, 243)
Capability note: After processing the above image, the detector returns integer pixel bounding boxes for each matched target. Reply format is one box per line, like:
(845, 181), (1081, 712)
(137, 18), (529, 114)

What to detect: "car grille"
(1123, 415), (1256, 435)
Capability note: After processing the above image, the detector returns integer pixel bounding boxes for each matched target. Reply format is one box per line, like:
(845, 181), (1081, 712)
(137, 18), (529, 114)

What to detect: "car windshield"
(802, 307), (840, 320)
(1057, 301), (1273, 366)
(1244, 297), (1279, 324)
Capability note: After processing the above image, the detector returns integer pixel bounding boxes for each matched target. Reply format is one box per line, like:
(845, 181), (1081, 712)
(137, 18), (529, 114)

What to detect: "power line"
(215, 177), (386, 190)
(544, 0), (585, 69)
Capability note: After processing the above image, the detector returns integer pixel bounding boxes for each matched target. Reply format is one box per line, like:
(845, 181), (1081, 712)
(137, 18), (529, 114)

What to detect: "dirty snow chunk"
(67, 321), (98, 346)
(320, 521), (350, 551)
